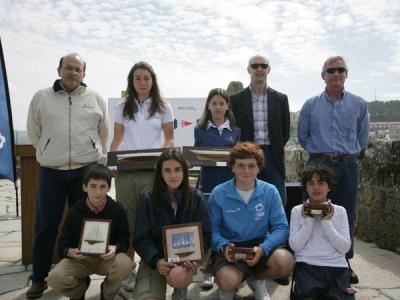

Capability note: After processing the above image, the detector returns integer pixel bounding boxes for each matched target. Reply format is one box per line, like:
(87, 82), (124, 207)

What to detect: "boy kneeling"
(47, 164), (134, 300)
(289, 165), (355, 299)
(208, 142), (294, 300)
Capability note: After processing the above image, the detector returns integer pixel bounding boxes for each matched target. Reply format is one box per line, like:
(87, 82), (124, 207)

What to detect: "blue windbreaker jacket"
(208, 178), (288, 256)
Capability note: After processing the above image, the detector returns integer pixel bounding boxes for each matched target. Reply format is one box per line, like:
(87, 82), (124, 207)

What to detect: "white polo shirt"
(114, 98), (174, 151)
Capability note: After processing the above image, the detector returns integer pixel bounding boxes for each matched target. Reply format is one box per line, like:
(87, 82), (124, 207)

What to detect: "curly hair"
(227, 142), (264, 170)
(301, 164), (336, 198)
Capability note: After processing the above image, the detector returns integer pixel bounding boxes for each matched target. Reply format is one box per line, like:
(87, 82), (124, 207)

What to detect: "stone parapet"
(356, 140), (400, 251)
(284, 147), (307, 182)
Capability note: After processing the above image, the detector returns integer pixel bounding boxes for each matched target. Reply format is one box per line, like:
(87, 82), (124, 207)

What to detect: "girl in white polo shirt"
(110, 61), (174, 291)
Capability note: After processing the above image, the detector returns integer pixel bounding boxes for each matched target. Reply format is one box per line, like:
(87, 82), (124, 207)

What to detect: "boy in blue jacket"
(208, 142), (294, 300)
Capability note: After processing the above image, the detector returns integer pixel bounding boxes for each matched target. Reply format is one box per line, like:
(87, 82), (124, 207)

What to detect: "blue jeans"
(258, 146), (287, 207)
(31, 166), (87, 282)
(307, 157), (358, 259)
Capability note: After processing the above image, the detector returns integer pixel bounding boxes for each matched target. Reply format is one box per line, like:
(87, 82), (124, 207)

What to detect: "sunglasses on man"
(325, 67), (347, 74)
(250, 63), (269, 69)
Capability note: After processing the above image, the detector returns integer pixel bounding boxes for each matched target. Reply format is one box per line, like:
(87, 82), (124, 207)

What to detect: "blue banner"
(0, 38), (16, 182)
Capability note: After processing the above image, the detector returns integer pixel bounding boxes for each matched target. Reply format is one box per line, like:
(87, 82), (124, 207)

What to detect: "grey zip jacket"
(27, 80), (109, 169)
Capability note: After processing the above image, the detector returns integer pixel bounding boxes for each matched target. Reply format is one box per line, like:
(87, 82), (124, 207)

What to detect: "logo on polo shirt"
(255, 203), (264, 212)
(255, 203), (265, 220)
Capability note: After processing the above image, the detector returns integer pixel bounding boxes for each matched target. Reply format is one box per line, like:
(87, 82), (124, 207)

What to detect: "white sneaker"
(121, 270), (136, 292)
(218, 289), (235, 300)
(246, 277), (270, 300)
(200, 273), (215, 290)
(171, 287), (187, 300)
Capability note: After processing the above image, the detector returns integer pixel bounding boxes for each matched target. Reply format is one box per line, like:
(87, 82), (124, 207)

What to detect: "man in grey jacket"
(26, 53), (109, 299)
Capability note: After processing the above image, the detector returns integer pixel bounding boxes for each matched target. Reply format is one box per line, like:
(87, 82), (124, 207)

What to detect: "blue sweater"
(208, 178), (289, 256)
(194, 126), (241, 193)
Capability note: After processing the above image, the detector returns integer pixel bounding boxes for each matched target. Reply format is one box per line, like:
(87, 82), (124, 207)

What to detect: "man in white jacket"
(26, 53), (109, 299)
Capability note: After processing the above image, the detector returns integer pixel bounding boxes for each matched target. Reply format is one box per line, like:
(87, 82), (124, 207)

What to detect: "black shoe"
(274, 276), (290, 286)
(349, 267), (359, 284)
(70, 276), (91, 300)
(26, 281), (48, 299)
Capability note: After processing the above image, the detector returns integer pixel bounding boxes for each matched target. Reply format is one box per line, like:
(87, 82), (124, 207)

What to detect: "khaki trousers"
(47, 253), (134, 300)
(115, 170), (154, 235)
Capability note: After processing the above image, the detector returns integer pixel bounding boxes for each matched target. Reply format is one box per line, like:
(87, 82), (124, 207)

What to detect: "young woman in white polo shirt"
(110, 61), (174, 291)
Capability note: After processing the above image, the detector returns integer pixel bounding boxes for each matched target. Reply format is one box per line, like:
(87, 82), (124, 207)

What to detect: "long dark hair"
(123, 61), (164, 120)
(197, 88), (237, 130)
(152, 148), (191, 214)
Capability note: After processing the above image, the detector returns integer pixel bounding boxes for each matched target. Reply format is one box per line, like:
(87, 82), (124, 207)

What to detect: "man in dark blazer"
(231, 54), (290, 206)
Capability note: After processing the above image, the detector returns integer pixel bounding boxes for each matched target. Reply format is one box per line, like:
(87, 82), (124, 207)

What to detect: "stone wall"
(356, 140), (400, 251)
(285, 147), (308, 182)
(285, 141), (400, 252)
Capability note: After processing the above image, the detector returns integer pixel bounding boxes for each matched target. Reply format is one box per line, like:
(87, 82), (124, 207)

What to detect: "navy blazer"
(230, 86), (290, 177)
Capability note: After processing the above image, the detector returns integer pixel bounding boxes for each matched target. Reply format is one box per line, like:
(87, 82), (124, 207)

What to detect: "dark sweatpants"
(291, 262), (355, 300)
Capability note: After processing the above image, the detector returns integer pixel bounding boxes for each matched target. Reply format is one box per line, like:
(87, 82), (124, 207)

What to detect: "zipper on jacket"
(68, 96), (72, 169)
(89, 136), (98, 152)
(40, 138), (51, 156)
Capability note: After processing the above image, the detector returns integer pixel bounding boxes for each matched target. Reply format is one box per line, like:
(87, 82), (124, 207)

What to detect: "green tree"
(368, 100), (400, 122)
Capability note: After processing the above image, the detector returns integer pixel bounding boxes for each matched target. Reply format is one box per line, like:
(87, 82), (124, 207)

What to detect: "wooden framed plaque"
(228, 246), (256, 260)
(79, 219), (111, 255)
(182, 146), (231, 167)
(303, 203), (331, 217)
(107, 148), (165, 171)
(163, 222), (204, 264)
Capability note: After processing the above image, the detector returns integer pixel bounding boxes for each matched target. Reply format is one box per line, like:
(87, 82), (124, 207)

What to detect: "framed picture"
(163, 222), (204, 264)
(107, 148), (166, 171)
(182, 146), (231, 167)
(79, 219), (111, 256)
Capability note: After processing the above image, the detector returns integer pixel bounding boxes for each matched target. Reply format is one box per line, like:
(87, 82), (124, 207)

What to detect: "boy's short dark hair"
(301, 164), (336, 196)
(83, 163), (112, 187)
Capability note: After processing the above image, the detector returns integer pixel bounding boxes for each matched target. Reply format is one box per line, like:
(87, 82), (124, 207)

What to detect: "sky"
(1, 0), (400, 130)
